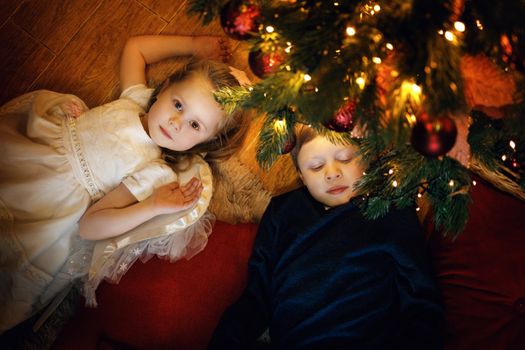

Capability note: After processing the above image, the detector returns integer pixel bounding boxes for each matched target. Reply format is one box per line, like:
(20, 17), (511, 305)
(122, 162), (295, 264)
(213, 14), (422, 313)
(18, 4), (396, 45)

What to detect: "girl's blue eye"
(174, 100), (183, 111)
(190, 120), (200, 130)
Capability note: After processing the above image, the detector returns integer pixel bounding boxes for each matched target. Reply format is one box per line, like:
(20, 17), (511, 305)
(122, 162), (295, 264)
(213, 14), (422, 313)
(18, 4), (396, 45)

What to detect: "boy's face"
(297, 135), (365, 208)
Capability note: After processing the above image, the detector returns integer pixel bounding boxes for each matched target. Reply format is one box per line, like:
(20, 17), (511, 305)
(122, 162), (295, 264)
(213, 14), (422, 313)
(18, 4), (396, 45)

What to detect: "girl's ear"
(298, 171), (304, 182)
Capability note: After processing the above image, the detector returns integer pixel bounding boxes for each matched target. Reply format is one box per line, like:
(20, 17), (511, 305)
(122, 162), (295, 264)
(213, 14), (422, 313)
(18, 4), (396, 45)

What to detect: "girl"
(0, 34), (250, 333)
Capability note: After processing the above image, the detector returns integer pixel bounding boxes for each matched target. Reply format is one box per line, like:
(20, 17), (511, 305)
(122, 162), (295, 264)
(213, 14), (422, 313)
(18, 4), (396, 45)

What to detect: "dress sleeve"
(208, 200), (277, 349)
(122, 160), (176, 201)
(120, 84), (154, 110)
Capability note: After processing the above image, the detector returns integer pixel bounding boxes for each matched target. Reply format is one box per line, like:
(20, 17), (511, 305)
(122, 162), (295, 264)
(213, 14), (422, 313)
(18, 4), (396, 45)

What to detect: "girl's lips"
(160, 126), (173, 140)
(327, 186), (349, 195)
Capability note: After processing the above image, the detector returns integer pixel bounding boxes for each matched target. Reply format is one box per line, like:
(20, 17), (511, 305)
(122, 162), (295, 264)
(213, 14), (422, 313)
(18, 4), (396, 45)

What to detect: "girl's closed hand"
(149, 177), (203, 215)
(61, 100), (87, 119)
(193, 36), (232, 63)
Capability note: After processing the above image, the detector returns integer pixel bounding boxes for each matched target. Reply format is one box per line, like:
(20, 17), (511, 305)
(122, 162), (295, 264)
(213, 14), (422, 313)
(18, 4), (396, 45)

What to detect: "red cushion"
(427, 174), (525, 350)
(53, 220), (258, 350)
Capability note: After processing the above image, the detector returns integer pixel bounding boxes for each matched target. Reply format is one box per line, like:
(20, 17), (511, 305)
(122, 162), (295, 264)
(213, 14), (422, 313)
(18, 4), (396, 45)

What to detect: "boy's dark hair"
(290, 124), (318, 170)
(147, 59), (251, 169)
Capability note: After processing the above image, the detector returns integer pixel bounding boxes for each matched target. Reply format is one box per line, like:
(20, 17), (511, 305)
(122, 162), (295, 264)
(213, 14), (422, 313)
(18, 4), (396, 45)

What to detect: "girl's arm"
(119, 35), (230, 92)
(78, 178), (202, 240)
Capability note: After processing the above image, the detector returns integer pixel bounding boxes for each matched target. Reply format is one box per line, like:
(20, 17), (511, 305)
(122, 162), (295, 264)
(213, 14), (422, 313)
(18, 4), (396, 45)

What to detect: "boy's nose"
(325, 165), (342, 181)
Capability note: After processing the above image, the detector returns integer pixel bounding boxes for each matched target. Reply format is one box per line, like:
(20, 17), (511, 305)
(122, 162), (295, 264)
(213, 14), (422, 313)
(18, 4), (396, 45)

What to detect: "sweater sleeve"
(388, 207), (444, 350)
(208, 200), (278, 349)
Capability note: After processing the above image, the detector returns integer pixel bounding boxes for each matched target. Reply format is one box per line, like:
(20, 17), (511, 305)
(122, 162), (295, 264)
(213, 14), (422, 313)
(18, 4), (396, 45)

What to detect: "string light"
(510, 140), (516, 149)
(273, 118), (287, 133)
(386, 43), (394, 50)
(472, 180), (477, 186)
(356, 76), (366, 89)
(475, 19), (484, 30)
(449, 180), (454, 187)
(411, 83), (422, 94)
(416, 207), (420, 211)
(444, 31), (455, 41)
(417, 193), (422, 198)
(303, 74), (312, 82)
(454, 21), (465, 32)
(502, 155), (507, 161)
(284, 41), (293, 54)
(388, 169), (394, 174)
(346, 26), (356, 36)
(392, 180), (398, 187)
(266, 26), (275, 33)
(372, 57), (382, 64)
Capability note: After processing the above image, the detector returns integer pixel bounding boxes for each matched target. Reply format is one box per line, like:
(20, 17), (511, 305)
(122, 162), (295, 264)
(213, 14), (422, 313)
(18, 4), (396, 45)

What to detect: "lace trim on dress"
(72, 211), (215, 306)
(64, 116), (103, 201)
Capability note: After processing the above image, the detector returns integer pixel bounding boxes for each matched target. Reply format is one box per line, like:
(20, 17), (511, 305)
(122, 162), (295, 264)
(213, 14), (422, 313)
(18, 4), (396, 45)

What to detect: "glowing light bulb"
(444, 31), (455, 41)
(372, 57), (382, 64)
(273, 119), (286, 133)
(386, 43), (393, 50)
(449, 180), (454, 187)
(266, 26), (274, 33)
(303, 74), (312, 82)
(392, 180), (398, 188)
(454, 21), (465, 32)
(356, 76), (365, 89)
(346, 26), (356, 36)
(510, 140), (516, 149)
(411, 84), (422, 94)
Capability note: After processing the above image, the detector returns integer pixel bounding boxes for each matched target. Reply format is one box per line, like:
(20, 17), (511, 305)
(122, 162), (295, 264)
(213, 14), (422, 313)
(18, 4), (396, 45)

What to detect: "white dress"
(0, 85), (213, 332)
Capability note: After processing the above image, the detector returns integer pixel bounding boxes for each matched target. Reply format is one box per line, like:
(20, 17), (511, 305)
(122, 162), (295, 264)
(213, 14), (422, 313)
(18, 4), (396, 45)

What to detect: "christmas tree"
(189, 0), (525, 236)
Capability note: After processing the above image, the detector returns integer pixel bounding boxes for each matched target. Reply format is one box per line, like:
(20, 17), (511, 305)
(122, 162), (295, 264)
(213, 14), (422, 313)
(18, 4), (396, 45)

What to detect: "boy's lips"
(327, 186), (349, 195)
(160, 126), (173, 140)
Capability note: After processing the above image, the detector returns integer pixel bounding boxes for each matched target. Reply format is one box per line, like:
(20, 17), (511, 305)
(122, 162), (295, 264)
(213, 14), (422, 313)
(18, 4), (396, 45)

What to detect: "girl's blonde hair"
(147, 59), (250, 168)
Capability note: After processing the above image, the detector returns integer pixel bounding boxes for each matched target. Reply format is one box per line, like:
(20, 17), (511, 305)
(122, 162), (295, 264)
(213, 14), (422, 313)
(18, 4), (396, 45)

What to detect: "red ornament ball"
(248, 48), (285, 78)
(220, 1), (260, 41)
(411, 113), (458, 157)
(281, 134), (296, 154)
(323, 101), (356, 132)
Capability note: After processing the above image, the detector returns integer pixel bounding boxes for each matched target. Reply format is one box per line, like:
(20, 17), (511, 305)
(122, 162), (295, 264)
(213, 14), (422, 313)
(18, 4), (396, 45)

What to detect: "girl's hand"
(61, 100), (87, 119)
(149, 177), (203, 215)
(193, 36), (232, 63)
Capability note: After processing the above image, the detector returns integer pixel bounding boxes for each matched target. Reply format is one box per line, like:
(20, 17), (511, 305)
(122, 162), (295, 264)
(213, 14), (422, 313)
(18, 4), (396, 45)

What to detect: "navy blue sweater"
(209, 187), (443, 349)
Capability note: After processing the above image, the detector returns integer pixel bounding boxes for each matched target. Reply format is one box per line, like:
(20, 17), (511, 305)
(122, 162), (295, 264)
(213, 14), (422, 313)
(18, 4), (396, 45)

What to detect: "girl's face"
(297, 135), (365, 208)
(146, 72), (224, 151)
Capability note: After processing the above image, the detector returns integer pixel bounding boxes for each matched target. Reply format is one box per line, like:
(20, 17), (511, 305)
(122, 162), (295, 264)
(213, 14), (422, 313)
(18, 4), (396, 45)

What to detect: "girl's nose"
(168, 115), (182, 131)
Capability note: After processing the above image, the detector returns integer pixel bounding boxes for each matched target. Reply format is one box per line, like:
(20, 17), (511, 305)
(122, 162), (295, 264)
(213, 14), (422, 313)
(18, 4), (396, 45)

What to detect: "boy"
(209, 125), (443, 349)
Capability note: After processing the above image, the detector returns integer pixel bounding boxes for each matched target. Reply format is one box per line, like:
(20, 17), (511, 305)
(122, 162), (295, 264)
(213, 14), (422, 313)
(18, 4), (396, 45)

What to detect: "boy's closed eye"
(309, 163), (324, 171)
